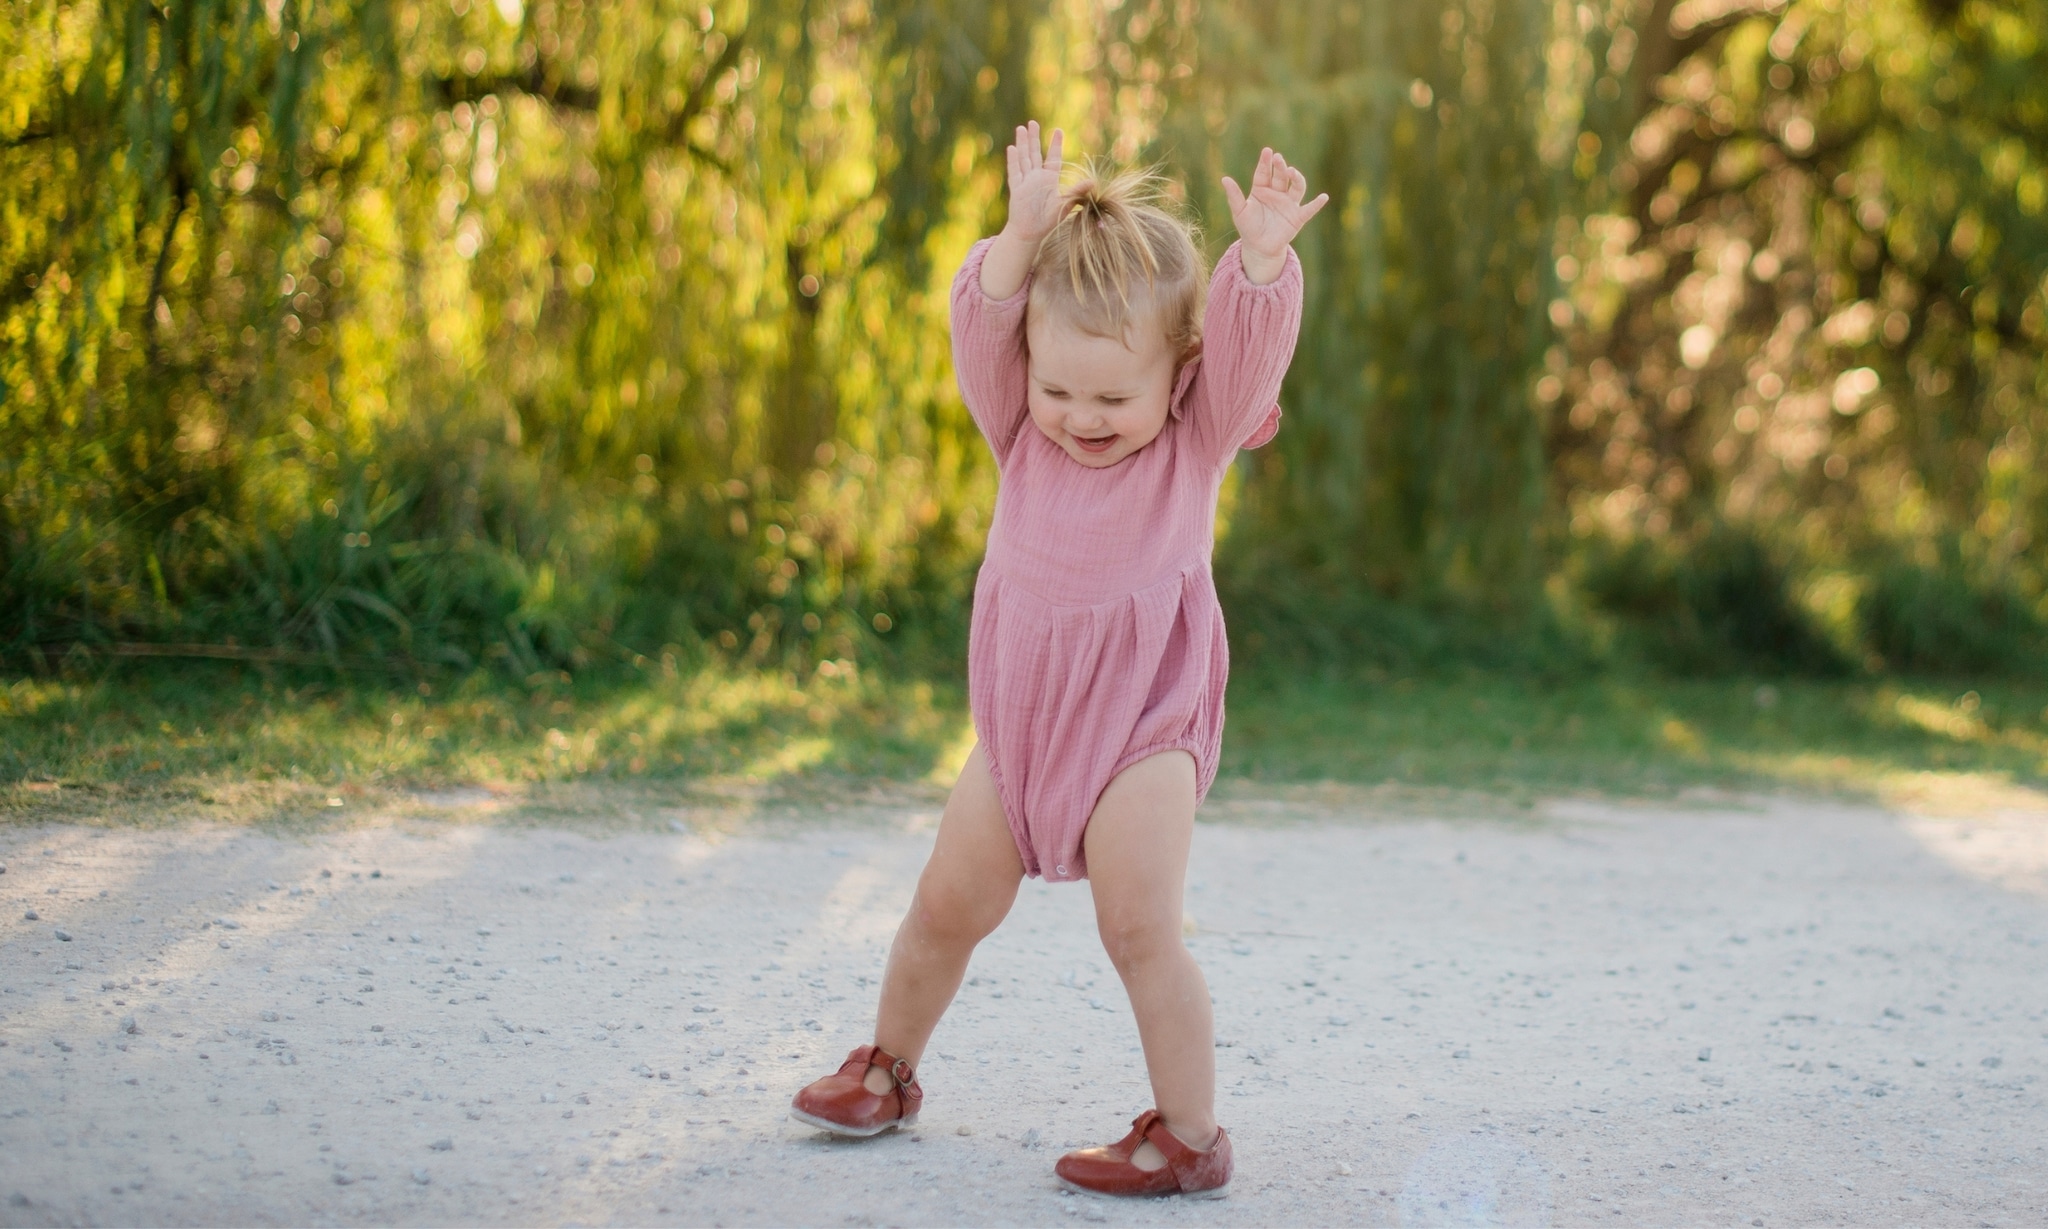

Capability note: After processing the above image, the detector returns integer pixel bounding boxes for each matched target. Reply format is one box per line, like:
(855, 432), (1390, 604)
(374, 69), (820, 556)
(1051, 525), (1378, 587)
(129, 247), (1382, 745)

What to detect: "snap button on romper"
(949, 238), (1304, 882)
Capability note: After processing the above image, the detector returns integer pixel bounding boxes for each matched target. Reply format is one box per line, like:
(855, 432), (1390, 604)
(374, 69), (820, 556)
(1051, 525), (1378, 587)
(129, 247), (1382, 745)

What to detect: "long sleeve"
(1183, 241), (1304, 465)
(949, 238), (1035, 466)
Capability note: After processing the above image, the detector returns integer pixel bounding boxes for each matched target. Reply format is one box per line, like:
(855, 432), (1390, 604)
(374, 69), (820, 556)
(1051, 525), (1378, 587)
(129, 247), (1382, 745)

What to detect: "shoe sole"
(1057, 1178), (1230, 1200)
(788, 1107), (918, 1137)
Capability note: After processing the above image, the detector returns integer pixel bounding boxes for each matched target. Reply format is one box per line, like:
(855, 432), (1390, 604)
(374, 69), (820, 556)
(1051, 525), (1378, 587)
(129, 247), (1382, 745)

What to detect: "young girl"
(790, 121), (1325, 1198)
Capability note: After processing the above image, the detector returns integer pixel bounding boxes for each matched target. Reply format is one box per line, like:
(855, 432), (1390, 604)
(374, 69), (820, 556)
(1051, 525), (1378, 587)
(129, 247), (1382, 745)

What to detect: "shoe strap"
(862, 1044), (917, 1093)
(1136, 1109), (1215, 1175)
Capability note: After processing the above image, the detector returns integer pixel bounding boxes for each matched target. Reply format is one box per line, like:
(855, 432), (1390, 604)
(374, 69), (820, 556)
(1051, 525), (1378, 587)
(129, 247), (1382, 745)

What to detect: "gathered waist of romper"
(975, 559), (1215, 615)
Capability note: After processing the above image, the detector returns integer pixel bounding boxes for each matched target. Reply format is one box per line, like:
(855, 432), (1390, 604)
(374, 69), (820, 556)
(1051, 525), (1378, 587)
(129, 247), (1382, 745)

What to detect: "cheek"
(1117, 401), (1172, 444)
(1026, 388), (1065, 430)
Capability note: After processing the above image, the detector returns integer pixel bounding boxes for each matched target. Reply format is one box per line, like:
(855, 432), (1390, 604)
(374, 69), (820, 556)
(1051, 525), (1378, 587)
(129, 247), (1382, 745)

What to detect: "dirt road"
(2, 789), (2044, 1226)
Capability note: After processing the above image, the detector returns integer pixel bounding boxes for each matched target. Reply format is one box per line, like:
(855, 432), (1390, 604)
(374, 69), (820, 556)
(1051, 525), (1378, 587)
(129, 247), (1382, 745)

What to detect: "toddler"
(790, 121), (1325, 1198)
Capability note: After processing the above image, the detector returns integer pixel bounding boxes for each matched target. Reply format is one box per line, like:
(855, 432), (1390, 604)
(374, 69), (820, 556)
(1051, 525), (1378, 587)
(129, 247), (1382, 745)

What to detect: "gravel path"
(1, 791), (2044, 1227)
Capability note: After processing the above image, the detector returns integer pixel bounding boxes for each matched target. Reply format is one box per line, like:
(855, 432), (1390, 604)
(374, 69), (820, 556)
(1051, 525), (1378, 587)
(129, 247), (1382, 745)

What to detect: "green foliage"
(0, 0), (1014, 671)
(1156, 0), (1559, 604)
(1578, 525), (1847, 673)
(1552, 0), (2048, 664)
(2, 0), (2044, 681)
(1859, 549), (2048, 675)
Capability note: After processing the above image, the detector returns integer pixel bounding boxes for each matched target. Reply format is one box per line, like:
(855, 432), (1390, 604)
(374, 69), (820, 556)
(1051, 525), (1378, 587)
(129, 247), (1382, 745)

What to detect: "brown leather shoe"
(1054, 1110), (1232, 1198)
(788, 1044), (922, 1137)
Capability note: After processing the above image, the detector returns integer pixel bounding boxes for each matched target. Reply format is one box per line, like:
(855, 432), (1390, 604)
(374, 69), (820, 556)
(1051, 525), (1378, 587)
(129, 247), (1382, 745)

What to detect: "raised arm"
(1184, 241), (1304, 461)
(1183, 146), (1324, 460)
(950, 238), (1034, 464)
(951, 122), (1073, 465)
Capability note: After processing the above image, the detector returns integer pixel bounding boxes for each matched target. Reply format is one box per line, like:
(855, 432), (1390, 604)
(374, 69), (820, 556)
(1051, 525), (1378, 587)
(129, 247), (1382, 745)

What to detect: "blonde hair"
(1027, 163), (1207, 363)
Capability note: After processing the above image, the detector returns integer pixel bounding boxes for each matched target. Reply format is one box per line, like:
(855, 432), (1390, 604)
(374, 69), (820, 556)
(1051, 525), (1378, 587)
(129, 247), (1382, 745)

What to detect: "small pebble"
(1699, 1048), (1713, 1062)
(957, 1125), (974, 1136)
(120, 1015), (139, 1035)
(430, 1138), (453, 1151)
(413, 1168), (432, 1186)
(53, 929), (71, 942)
(23, 910), (36, 921)
(1336, 1161), (1353, 1176)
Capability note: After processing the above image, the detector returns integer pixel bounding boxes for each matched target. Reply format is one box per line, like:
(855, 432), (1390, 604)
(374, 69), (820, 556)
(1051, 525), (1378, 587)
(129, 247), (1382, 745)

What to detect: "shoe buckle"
(888, 1057), (915, 1088)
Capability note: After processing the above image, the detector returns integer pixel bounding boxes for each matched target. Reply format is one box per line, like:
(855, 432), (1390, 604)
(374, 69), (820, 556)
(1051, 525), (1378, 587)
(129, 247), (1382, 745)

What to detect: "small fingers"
(1299, 192), (1331, 223)
(1046, 127), (1064, 170)
(1221, 175), (1247, 216)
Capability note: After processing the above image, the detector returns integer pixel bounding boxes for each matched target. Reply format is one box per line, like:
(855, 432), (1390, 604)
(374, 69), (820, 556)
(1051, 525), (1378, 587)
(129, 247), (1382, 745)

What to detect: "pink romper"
(950, 238), (1305, 882)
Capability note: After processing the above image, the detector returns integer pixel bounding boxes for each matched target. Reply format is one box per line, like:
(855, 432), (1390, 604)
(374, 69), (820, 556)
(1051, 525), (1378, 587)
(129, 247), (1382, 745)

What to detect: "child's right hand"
(1003, 121), (1066, 244)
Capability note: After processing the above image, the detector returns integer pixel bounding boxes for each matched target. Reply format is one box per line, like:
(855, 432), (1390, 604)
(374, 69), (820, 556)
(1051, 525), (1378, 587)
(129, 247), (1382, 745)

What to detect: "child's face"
(1024, 316), (1178, 468)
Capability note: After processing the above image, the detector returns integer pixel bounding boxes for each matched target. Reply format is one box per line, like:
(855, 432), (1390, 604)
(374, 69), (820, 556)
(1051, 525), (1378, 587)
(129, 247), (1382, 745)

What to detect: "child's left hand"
(1223, 148), (1328, 285)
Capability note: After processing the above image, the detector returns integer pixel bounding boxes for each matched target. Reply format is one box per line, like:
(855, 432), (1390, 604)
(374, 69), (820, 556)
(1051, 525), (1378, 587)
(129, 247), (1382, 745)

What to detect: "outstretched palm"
(1004, 121), (1067, 243)
(1223, 147), (1328, 266)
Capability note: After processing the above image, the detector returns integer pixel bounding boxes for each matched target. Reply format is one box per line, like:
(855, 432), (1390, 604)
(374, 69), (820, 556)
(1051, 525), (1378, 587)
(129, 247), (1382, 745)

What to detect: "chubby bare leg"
(863, 744), (1024, 1093)
(1082, 750), (1215, 1168)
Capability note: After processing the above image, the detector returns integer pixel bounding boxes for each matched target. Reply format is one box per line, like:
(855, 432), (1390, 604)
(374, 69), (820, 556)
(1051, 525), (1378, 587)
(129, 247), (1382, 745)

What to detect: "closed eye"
(1039, 384), (1070, 399)
(1099, 396), (1130, 406)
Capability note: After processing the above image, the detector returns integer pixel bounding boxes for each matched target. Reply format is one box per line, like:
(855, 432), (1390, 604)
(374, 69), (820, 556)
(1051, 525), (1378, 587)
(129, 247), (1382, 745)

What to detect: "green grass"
(0, 661), (969, 826)
(4, 660), (2046, 826)
(1222, 669), (2048, 814)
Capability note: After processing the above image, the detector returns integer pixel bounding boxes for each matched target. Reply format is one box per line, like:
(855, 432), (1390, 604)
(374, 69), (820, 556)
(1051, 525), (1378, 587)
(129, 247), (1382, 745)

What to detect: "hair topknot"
(1028, 161), (1207, 362)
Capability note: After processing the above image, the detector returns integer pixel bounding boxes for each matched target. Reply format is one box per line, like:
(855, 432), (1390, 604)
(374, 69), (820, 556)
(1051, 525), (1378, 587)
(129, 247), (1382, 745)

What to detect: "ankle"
(1162, 1118), (1219, 1151)
(861, 1064), (895, 1096)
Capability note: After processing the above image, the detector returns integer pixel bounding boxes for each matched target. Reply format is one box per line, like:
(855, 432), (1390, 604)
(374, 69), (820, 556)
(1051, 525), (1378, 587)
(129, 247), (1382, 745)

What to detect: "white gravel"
(1, 791), (2044, 1226)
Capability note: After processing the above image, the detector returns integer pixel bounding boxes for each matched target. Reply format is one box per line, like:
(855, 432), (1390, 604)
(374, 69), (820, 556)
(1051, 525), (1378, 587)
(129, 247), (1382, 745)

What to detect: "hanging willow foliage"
(0, 0), (1043, 669)
(2, 0), (2043, 675)
(1144, 0), (1563, 615)
(1550, 0), (2048, 669)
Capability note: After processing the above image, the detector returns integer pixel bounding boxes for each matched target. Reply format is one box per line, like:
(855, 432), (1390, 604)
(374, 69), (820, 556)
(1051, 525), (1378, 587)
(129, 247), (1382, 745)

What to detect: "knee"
(1096, 911), (1181, 977)
(906, 879), (1004, 950)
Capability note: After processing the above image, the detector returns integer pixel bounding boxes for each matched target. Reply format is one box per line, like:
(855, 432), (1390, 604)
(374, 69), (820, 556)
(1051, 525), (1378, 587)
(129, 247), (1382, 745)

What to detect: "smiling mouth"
(1071, 432), (1119, 454)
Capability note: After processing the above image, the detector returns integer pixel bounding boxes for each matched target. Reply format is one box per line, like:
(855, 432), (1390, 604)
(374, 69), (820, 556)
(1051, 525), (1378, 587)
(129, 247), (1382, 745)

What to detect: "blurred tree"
(1550, 0), (2048, 666)
(1150, 0), (1563, 610)
(3, 0), (2042, 678)
(0, 0), (1036, 670)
